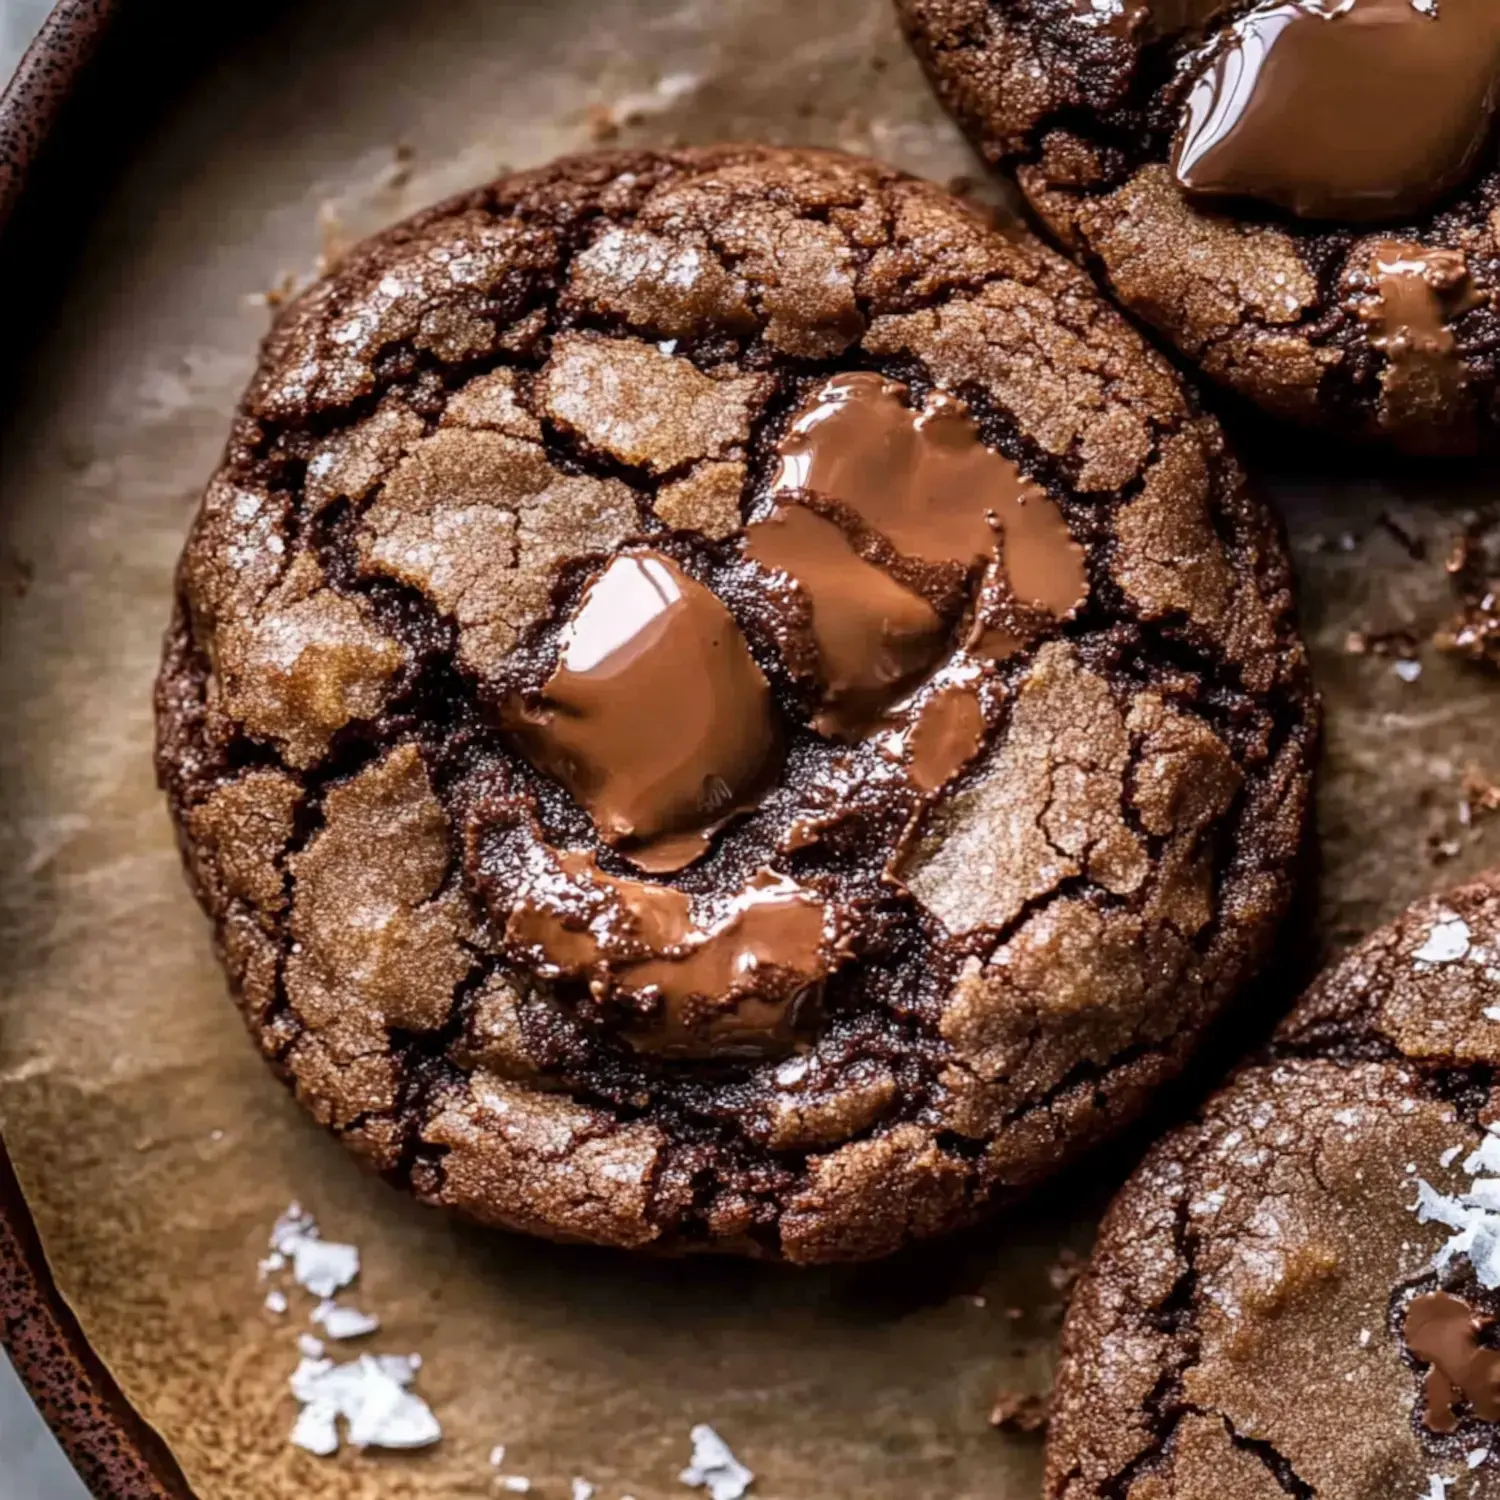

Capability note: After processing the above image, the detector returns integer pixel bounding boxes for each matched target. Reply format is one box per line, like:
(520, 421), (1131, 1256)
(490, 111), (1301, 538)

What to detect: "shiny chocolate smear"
(622, 870), (833, 1060)
(506, 849), (694, 972)
(901, 674), (987, 793)
(1361, 242), (1478, 357)
(1405, 1290), (1500, 1432)
(744, 504), (947, 740)
(1173, 0), (1500, 223)
(508, 551), (778, 873)
(771, 373), (1086, 616)
(506, 847), (836, 1060)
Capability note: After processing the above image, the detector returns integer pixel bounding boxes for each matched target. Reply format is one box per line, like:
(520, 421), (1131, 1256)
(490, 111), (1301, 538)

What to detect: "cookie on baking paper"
(155, 145), (1315, 1262)
(1048, 871), (1500, 1499)
(898, 0), (1500, 453)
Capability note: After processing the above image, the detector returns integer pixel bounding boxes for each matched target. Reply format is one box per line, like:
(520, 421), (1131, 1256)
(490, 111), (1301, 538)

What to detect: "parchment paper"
(2, 1), (1499, 1496)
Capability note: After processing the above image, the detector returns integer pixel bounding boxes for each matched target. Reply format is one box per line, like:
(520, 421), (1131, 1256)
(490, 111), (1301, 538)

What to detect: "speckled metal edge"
(1, 4), (200, 1494)
(0, 0), (122, 225)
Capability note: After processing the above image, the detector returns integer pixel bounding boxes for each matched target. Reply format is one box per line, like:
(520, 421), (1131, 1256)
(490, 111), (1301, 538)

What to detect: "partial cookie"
(897, 0), (1500, 453)
(1047, 872), (1500, 1500)
(156, 146), (1315, 1262)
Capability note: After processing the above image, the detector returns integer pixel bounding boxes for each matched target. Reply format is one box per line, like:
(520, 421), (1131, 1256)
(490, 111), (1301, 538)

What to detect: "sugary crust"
(897, 0), (1500, 452)
(1046, 872), (1500, 1499)
(155, 146), (1315, 1261)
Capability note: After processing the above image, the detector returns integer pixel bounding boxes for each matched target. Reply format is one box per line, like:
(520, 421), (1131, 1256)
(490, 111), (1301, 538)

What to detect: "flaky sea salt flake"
(1415, 916), (1472, 965)
(572, 1479), (597, 1500)
(288, 1352), (440, 1456)
(290, 1400), (341, 1456)
(681, 1424), (754, 1500)
(292, 1238), (360, 1300)
(312, 1300), (380, 1340)
(1415, 1180), (1470, 1232)
(270, 1202), (318, 1255)
(1467, 1131), (1500, 1176)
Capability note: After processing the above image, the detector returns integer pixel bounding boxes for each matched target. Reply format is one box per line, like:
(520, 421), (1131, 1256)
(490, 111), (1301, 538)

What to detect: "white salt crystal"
(270, 1202), (317, 1256)
(1416, 917), (1472, 965)
(312, 1300), (380, 1340)
(681, 1424), (754, 1500)
(288, 1352), (440, 1455)
(291, 1238), (360, 1300)
(264, 1289), (288, 1315)
(290, 1401), (340, 1457)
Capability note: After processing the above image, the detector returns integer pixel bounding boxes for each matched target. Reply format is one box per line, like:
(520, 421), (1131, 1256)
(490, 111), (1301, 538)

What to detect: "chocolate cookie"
(1047, 872), (1500, 1500)
(897, 0), (1500, 453)
(155, 146), (1315, 1262)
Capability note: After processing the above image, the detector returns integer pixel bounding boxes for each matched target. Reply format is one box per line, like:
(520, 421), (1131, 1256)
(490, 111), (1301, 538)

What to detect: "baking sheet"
(1, 0), (1498, 1495)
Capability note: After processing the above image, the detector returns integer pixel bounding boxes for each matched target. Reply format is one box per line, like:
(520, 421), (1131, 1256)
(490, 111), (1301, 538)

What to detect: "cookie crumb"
(1046, 1248), (1086, 1305)
(585, 103), (620, 142)
(1437, 510), (1500, 668)
(1346, 628), (1421, 659)
(989, 1389), (1050, 1434)
(680, 1425), (753, 1500)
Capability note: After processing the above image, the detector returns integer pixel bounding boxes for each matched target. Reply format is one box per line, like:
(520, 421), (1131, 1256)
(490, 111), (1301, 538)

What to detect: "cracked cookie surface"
(155, 146), (1315, 1262)
(1046, 872), (1500, 1500)
(897, 0), (1500, 454)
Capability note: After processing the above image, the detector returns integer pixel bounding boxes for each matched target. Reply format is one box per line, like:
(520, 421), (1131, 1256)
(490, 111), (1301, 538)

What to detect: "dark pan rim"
(2, 3), (198, 1494)
(0, 1143), (195, 1498)
(0, 0), (121, 225)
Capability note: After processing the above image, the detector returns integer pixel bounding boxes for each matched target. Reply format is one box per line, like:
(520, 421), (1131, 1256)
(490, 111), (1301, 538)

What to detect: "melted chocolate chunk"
(897, 671), (987, 793)
(1173, 0), (1500, 223)
(744, 504), (947, 739)
(748, 373), (1083, 741)
(1355, 241), (1481, 369)
(1405, 1290), (1500, 1432)
(622, 871), (835, 1060)
(506, 845), (839, 1060)
(508, 551), (779, 873)
(771, 373), (1086, 615)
